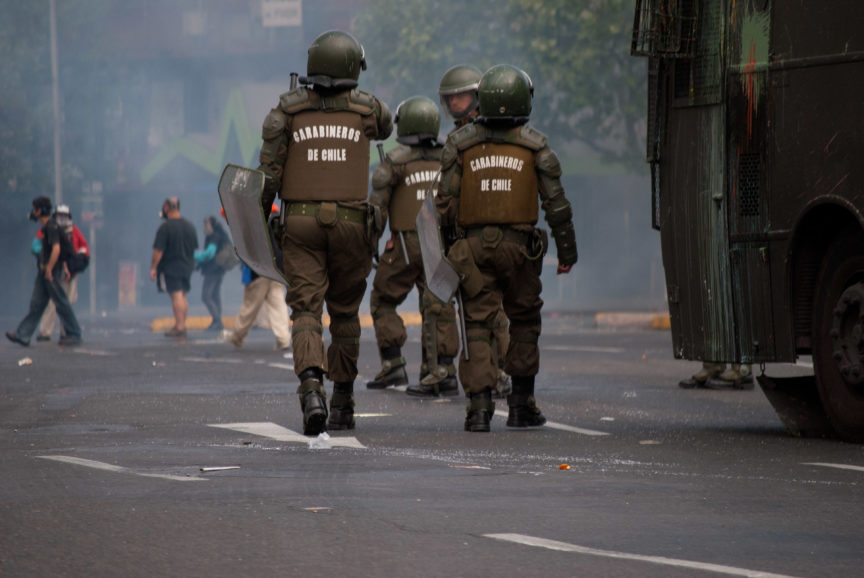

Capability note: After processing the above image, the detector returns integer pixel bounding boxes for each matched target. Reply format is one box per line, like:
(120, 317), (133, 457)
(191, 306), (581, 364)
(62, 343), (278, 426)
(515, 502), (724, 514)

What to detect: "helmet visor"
(440, 91), (478, 121)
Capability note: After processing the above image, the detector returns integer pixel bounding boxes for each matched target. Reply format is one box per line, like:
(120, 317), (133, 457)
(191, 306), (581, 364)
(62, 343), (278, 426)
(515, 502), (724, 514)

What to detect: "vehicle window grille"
(631, 0), (698, 58)
(738, 154), (761, 217)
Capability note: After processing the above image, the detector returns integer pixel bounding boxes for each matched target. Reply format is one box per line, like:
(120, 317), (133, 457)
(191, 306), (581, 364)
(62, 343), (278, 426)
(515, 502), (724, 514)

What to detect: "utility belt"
(463, 225), (548, 262)
(464, 226), (531, 247)
(285, 201), (366, 225)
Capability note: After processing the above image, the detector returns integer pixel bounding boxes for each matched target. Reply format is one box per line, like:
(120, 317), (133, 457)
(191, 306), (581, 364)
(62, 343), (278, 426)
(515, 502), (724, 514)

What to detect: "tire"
(812, 229), (864, 442)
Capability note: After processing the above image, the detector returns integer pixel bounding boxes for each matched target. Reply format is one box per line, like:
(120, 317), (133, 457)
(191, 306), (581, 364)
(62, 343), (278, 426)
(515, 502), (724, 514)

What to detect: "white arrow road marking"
(803, 462), (864, 473)
(37, 455), (203, 482)
(484, 534), (799, 578)
(209, 422), (365, 449)
(492, 411), (610, 436)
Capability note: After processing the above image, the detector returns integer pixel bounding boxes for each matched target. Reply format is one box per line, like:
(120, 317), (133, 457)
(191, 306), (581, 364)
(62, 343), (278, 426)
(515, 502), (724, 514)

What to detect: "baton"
(456, 290), (469, 361)
(398, 231), (410, 265)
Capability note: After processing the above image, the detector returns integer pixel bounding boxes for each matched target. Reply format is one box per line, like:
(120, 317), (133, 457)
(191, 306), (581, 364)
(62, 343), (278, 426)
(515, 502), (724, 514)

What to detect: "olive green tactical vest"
(458, 142), (538, 226)
(389, 158), (440, 231)
(281, 110), (370, 201)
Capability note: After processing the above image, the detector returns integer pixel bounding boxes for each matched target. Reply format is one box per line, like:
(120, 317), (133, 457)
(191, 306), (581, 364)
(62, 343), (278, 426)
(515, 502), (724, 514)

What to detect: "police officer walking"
(366, 96), (460, 396)
(435, 64), (512, 399)
(257, 30), (392, 435)
(437, 65), (578, 432)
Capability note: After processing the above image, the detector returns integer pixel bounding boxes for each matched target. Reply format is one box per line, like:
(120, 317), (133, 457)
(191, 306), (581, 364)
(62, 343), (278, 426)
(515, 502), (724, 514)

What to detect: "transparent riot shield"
(217, 164), (289, 286)
(415, 192), (460, 304)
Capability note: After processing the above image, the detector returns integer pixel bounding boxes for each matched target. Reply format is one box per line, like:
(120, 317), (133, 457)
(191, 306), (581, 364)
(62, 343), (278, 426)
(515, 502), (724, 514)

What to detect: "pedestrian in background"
(195, 214), (232, 331)
(35, 204), (89, 342)
(230, 205), (291, 351)
(7, 196), (83, 347)
(150, 197), (197, 338)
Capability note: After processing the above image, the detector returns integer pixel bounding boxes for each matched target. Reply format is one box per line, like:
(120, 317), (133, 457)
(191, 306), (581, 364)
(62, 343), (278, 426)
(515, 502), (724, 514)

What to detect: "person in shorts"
(150, 197), (198, 338)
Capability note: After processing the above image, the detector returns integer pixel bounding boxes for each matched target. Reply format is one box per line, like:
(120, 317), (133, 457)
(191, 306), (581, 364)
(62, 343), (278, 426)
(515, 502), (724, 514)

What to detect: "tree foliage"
(355, 0), (645, 166)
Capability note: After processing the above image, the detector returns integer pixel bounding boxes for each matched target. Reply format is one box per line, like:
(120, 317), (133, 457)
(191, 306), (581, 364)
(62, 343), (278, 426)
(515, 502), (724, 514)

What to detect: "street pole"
(49, 0), (62, 204)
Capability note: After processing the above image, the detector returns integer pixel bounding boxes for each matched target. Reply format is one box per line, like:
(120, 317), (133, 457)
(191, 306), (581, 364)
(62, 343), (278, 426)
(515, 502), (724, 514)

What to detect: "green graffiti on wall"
(140, 88), (260, 184)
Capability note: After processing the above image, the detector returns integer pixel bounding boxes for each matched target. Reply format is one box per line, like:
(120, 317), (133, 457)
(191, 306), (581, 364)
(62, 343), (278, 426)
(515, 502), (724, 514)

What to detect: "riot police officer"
(258, 30), (393, 435)
(437, 65), (578, 432)
(431, 64), (512, 400)
(366, 96), (460, 396)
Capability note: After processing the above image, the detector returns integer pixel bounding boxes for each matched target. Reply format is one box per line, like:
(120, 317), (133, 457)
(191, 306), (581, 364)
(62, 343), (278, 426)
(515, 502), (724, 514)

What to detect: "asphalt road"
(2, 311), (862, 577)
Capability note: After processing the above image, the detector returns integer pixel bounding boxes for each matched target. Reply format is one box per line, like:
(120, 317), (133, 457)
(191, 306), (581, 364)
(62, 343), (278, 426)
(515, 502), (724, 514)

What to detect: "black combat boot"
(366, 347), (409, 389)
(464, 389), (495, 432)
(406, 356), (460, 397)
(297, 368), (328, 436)
(328, 382), (355, 430)
(506, 376), (546, 428)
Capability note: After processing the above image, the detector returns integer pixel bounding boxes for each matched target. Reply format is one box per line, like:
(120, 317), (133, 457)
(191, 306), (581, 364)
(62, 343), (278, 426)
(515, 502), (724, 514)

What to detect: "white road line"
(267, 362), (295, 370)
(543, 345), (625, 353)
(37, 455), (203, 482)
(803, 462), (864, 473)
(71, 349), (115, 356)
(492, 410), (610, 436)
(484, 534), (799, 578)
(209, 422), (365, 449)
(180, 357), (243, 364)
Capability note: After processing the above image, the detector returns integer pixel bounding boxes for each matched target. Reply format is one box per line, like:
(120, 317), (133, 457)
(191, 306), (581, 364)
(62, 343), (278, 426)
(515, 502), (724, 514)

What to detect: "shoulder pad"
(347, 89), (376, 115)
(441, 140), (459, 170)
(371, 160), (395, 190)
(449, 123), (484, 151)
(515, 124), (547, 151)
(386, 144), (414, 165)
(535, 147), (562, 177)
(278, 87), (316, 114)
(262, 108), (287, 140)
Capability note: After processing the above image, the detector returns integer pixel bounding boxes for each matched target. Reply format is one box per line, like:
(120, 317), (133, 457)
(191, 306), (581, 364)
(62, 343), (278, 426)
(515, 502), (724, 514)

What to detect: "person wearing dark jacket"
(7, 196), (83, 347)
(195, 214), (231, 331)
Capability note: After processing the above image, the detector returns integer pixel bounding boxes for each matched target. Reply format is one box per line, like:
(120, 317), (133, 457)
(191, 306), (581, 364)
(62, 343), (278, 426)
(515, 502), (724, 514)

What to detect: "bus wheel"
(813, 231), (864, 442)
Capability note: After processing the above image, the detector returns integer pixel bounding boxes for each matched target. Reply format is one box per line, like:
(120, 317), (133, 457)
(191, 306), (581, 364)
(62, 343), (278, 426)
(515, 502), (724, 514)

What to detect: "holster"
(447, 239), (484, 298)
(316, 201), (338, 227)
(522, 228), (548, 261)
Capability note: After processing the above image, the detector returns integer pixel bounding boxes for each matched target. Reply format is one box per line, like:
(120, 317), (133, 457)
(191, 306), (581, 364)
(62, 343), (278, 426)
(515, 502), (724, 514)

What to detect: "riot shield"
(415, 189), (460, 303)
(217, 164), (289, 286)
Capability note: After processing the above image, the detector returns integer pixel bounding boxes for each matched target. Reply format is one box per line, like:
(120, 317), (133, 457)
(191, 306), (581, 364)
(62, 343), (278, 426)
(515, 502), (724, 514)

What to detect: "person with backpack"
(35, 204), (89, 342)
(194, 214), (233, 331)
(7, 197), (83, 347)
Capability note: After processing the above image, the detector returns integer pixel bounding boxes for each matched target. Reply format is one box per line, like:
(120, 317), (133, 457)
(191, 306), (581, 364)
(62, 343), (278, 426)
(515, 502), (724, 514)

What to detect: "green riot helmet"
(477, 64), (534, 124)
(395, 96), (441, 145)
(303, 30), (367, 89)
(438, 64), (481, 121)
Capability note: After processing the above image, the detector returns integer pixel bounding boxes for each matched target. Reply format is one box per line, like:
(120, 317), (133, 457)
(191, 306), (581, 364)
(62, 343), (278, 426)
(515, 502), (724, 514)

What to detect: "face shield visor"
(439, 89), (478, 121)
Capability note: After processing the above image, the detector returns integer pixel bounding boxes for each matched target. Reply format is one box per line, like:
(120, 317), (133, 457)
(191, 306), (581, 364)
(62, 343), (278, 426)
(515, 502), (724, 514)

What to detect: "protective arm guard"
(375, 99), (394, 140)
(257, 107), (290, 214)
(369, 159), (395, 226)
(537, 147), (578, 266)
(437, 139), (461, 229)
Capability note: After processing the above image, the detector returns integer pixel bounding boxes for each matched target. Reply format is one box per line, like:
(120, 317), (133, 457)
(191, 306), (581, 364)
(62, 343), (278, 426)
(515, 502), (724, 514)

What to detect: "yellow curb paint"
(150, 312), (424, 333)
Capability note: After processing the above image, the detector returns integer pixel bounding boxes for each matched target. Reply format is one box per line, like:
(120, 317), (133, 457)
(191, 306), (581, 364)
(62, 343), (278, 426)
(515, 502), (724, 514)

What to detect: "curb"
(594, 312), (670, 330)
(150, 311), (670, 333)
(150, 312), (424, 333)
